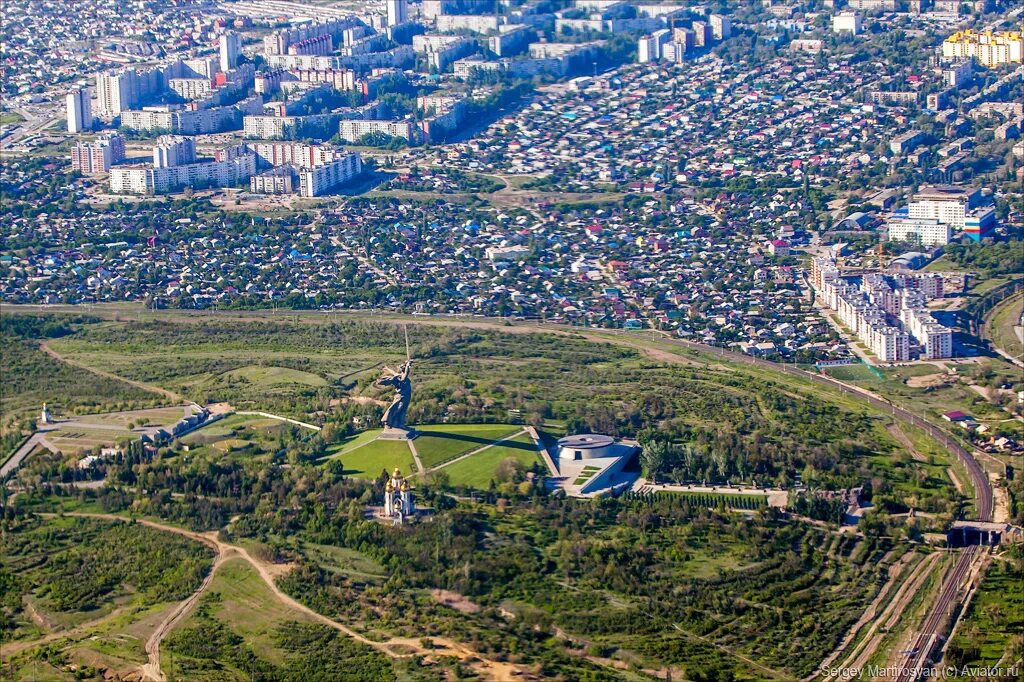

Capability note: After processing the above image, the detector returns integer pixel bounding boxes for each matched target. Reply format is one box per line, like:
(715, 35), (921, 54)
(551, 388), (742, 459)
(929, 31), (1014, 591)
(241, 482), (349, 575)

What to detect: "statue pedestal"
(379, 427), (417, 440)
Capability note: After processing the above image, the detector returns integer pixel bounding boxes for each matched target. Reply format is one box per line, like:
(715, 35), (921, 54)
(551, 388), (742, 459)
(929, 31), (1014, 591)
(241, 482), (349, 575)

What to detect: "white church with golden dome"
(383, 467), (415, 524)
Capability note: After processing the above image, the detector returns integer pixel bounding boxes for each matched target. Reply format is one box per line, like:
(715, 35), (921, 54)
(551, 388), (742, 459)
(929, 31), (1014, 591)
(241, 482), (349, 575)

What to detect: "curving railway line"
(653, 335), (993, 522)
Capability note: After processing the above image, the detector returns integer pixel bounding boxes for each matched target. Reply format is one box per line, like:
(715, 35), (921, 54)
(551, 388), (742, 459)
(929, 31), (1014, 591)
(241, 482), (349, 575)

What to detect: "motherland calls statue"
(377, 360), (412, 432)
(376, 327), (415, 439)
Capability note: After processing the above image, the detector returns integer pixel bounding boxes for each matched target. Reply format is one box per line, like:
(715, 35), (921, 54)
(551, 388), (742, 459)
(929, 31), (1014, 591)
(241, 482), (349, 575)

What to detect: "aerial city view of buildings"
(1, 0), (1023, 679)
(1, 0), (1021, 369)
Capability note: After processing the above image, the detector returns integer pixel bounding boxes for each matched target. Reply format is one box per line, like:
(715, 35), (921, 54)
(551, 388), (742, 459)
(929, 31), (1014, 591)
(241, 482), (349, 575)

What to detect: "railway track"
(892, 547), (977, 682)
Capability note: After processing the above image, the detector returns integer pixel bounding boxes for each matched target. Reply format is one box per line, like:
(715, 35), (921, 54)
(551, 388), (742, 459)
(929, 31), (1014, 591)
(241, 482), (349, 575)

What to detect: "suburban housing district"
(1, 0), (1022, 680)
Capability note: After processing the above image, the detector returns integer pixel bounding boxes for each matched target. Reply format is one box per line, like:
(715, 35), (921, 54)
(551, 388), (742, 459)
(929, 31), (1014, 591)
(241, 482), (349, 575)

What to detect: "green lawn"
(822, 363), (883, 383)
(323, 429), (383, 458)
(969, 276), (1012, 296)
(412, 423), (522, 469)
(334, 437), (415, 478)
(0, 111), (24, 125)
(439, 439), (544, 489)
(181, 413), (287, 450)
(922, 255), (962, 272)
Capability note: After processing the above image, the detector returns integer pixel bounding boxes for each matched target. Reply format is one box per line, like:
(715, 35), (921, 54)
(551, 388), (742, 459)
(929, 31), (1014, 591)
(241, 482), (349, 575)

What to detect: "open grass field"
(183, 558), (319, 666)
(334, 437), (416, 478)
(413, 423), (522, 469)
(222, 364), (328, 388)
(302, 543), (387, 583)
(0, 111), (25, 125)
(166, 558), (399, 681)
(438, 437), (544, 488)
(949, 557), (1024, 666)
(323, 428), (383, 458)
(180, 414), (288, 456)
(74, 406), (187, 428)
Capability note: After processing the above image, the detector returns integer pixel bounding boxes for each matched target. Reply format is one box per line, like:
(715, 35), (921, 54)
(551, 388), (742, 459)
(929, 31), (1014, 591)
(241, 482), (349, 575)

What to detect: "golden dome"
(385, 479), (394, 492)
(392, 467), (403, 478)
(400, 480), (409, 492)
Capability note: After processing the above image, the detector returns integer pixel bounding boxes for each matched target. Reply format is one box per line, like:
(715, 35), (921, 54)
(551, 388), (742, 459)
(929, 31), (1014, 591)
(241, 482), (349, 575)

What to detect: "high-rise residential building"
(692, 21), (711, 48)
(66, 88), (93, 133)
(96, 72), (130, 117)
(387, 0), (408, 27)
(942, 29), (1023, 67)
(673, 27), (696, 52)
(709, 14), (731, 41)
(338, 119), (417, 142)
(220, 32), (242, 72)
(832, 11), (862, 35)
(153, 136), (197, 168)
(70, 134), (125, 174)
(637, 29), (670, 63)
(298, 152), (362, 196)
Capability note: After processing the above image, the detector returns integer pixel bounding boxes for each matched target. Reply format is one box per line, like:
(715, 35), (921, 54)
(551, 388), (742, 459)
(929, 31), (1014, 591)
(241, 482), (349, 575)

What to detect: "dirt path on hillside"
(831, 552), (942, 676)
(887, 422), (927, 462)
(2, 605), (133, 659)
(50, 513), (524, 681)
(40, 341), (185, 404)
(141, 551), (227, 682)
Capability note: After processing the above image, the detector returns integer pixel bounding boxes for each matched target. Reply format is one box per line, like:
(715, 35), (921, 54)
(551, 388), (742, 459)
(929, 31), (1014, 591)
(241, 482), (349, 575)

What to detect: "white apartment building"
(811, 257), (951, 362)
(66, 88), (93, 133)
(887, 217), (953, 247)
(709, 14), (731, 40)
(298, 152), (362, 197)
(250, 141), (337, 169)
(832, 12), (862, 34)
(110, 153), (256, 195)
(386, 0), (408, 26)
(906, 185), (982, 229)
(437, 15), (502, 33)
(153, 136), (196, 168)
(169, 78), (215, 102)
(338, 119), (416, 142)
(220, 32), (241, 72)
(638, 29), (671, 63)
(251, 166), (297, 194)
(413, 35), (476, 71)
(901, 306), (953, 359)
(120, 99), (260, 135)
(943, 29), (1024, 67)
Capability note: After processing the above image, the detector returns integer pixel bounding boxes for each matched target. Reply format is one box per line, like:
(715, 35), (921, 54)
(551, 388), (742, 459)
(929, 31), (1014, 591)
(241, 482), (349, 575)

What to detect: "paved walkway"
(0, 431), (59, 478)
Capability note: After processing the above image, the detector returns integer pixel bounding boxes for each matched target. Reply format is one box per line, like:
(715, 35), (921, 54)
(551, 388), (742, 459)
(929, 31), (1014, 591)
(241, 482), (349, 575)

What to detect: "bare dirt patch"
(430, 589), (482, 614)
(906, 373), (948, 389)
